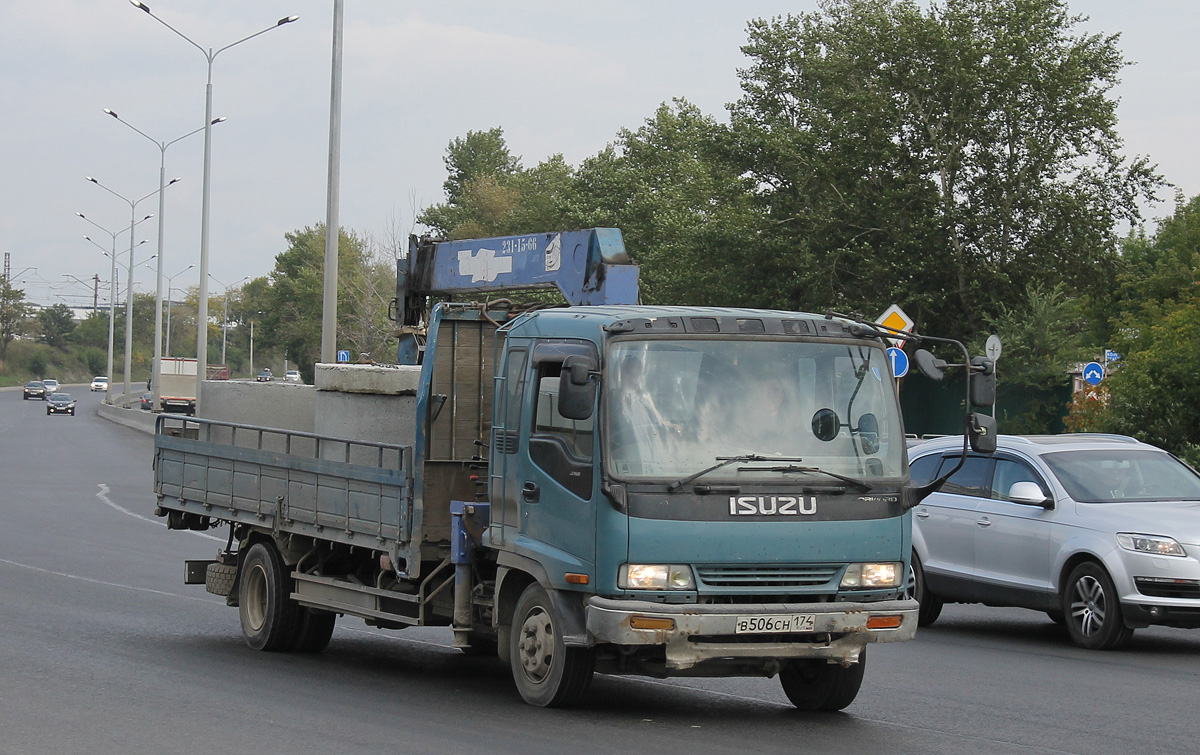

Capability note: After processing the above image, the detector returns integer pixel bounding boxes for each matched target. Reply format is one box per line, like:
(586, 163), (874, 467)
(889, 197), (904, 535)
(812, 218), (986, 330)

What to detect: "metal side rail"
(153, 415), (414, 551)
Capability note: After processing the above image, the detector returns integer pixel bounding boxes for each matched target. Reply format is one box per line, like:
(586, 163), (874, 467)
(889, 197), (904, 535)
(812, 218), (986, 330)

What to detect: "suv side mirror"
(1008, 481), (1051, 507)
(558, 355), (597, 421)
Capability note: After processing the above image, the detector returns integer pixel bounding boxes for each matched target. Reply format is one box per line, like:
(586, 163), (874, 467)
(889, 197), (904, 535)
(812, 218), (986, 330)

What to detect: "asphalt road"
(2, 387), (1199, 754)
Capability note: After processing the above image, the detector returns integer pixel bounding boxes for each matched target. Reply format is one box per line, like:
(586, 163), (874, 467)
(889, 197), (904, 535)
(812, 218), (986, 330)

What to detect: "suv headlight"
(619, 564), (696, 591)
(841, 562), (902, 589)
(1117, 533), (1186, 557)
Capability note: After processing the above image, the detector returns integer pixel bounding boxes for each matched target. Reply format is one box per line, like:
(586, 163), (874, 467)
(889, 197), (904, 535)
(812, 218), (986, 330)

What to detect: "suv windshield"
(605, 339), (903, 482)
(1043, 448), (1200, 502)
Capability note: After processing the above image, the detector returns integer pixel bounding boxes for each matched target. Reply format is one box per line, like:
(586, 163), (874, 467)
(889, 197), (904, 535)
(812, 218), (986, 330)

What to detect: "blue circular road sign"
(1083, 361), (1104, 385)
(887, 347), (909, 378)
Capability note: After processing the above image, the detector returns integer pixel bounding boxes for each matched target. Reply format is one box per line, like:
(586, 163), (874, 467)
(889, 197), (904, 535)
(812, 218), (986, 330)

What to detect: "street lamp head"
(86, 176), (97, 183)
(168, 177), (182, 185)
(76, 212), (86, 219)
(103, 108), (119, 118)
(278, 16), (299, 25)
(131, 1), (150, 12)
(212, 116), (228, 125)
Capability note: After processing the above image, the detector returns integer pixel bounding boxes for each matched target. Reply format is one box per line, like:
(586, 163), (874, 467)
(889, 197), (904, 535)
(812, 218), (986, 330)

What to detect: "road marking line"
(96, 483), (222, 542)
(0, 556), (216, 604)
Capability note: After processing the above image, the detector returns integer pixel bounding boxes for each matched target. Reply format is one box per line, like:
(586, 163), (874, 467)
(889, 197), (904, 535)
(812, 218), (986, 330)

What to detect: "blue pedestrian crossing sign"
(887, 347), (909, 378)
(337, 350), (350, 363)
(1083, 361), (1104, 385)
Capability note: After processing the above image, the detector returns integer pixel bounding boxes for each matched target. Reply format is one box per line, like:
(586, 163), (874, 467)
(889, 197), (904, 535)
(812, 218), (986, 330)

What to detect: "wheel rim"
(244, 562), (268, 632)
(904, 563), (917, 601)
(516, 605), (554, 685)
(1070, 575), (1107, 636)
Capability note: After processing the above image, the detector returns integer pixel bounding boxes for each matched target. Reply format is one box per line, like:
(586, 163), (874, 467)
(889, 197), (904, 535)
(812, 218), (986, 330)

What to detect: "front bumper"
(586, 597), (917, 670)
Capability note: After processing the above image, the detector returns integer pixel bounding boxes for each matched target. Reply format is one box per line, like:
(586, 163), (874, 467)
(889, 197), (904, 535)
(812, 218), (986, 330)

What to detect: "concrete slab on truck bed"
(315, 363), (421, 395)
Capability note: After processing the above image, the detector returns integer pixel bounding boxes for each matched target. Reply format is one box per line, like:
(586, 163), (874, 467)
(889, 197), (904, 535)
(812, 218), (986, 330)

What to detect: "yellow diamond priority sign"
(875, 304), (914, 347)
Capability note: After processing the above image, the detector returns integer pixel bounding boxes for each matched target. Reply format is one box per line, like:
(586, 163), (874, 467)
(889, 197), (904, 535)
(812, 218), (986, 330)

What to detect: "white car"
(908, 434), (1200, 649)
(41, 379), (60, 395)
(284, 370), (302, 383)
(90, 376), (109, 392)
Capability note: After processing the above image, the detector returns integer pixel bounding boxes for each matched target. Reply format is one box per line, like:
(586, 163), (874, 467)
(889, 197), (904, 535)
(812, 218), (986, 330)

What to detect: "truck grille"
(695, 565), (840, 590)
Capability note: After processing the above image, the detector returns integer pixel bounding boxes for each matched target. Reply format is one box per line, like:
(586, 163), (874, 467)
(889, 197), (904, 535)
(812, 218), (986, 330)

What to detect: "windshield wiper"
(667, 454), (804, 492)
(746, 464), (874, 491)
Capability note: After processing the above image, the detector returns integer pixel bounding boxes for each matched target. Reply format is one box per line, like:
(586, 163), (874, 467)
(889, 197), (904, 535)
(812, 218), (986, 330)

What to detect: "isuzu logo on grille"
(728, 495), (817, 516)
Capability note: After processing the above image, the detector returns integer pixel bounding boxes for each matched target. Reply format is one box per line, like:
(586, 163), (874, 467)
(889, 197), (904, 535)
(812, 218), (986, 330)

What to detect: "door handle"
(976, 517), (992, 527)
(521, 481), (540, 503)
(915, 510), (930, 518)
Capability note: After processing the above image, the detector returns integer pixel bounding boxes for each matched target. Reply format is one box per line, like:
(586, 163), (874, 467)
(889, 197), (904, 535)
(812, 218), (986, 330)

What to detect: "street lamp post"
(86, 175), (179, 405)
(77, 212), (152, 403)
(130, 1), (298, 413)
(209, 274), (248, 368)
(102, 109), (223, 412)
(163, 264), (194, 358)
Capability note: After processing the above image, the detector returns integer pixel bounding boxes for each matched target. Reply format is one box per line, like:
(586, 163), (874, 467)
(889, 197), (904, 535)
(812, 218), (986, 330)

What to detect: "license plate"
(735, 614), (816, 634)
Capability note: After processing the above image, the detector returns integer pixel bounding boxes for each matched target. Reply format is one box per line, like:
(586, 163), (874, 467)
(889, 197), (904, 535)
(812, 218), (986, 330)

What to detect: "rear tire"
(779, 649), (867, 712)
(290, 607), (336, 653)
(1062, 562), (1133, 650)
(509, 584), (594, 707)
(910, 553), (943, 626)
(238, 542), (301, 651)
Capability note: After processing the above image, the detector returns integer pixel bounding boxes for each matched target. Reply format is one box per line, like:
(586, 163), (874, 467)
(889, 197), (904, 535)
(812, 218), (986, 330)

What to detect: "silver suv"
(908, 434), (1200, 649)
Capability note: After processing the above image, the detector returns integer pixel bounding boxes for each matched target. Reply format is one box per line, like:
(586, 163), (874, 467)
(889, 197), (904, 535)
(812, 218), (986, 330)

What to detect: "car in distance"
(46, 393), (76, 416)
(256, 369), (273, 382)
(140, 392), (154, 411)
(908, 433), (1200, 650)
(23, 381), (46, 400)
(42, 379), (60, 395)
(284, 370), (301, 383)
(90, 376), (109, 392)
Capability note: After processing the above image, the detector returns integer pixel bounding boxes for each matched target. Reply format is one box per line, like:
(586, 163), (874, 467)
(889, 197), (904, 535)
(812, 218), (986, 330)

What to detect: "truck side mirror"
(970, 357), (996, 407)
(558, 355), (597, 421)
(968, 412), (997, 453)
(914, 349), (947, 381)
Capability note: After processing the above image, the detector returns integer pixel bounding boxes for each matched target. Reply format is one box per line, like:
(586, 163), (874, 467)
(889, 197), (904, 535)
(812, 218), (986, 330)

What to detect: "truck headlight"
(619, 564), (695, 591)
(841, 562), (901, 589)
(1117, 533), (1186, 557)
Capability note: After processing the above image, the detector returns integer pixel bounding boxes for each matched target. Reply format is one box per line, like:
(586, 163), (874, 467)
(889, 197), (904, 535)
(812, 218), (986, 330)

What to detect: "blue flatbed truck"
(154, 228), (989, 710)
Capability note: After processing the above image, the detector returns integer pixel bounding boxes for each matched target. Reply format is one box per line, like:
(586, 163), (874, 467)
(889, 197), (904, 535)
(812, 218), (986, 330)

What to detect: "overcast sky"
(2, 1), (1196, 311)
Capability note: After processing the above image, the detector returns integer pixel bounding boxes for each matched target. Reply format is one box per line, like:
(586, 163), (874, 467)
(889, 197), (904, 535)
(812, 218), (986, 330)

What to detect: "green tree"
(1097, 194), (1200, 465)
(420, 128), (522, 236)
(36, 304), (77, 348)
(0, 277), (31, 360)
(729, 0), (1162, 341)
(258, 224), (392, 382)
(569, 99), (761, 305)
(972, 283), (1089, 433)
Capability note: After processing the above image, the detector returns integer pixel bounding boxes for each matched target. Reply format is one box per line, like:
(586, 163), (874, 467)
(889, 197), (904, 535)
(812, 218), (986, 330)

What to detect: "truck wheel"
(238, 542), (300, 651)
(779, 650), (866, 712)
(509, 584), (594, 707)
(1062, 562), (1134, 650)
(911, 553), (943, 626)
(290, 608), (336, 653)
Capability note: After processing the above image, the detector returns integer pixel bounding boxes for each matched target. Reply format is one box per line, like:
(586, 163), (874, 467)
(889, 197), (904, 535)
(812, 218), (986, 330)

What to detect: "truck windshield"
(605, 339), (904, 482)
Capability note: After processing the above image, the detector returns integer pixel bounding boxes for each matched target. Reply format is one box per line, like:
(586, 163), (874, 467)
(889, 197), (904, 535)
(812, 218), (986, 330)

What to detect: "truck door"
(512, 340), (598, 572)
(492, 342), (530, 544)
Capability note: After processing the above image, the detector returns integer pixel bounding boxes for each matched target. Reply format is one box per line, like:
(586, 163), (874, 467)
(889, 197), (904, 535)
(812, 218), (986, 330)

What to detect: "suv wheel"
(1062, 562), (1134, 650)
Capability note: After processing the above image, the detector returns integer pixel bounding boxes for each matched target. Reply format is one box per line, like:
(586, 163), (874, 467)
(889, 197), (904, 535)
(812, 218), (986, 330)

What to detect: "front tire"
(1062, 562), (1133, 650)
(910, 553), (943, 626)
(238, 542), (301, 651)
(509, 584), (594, 707)
(779, 649), (866, 712)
